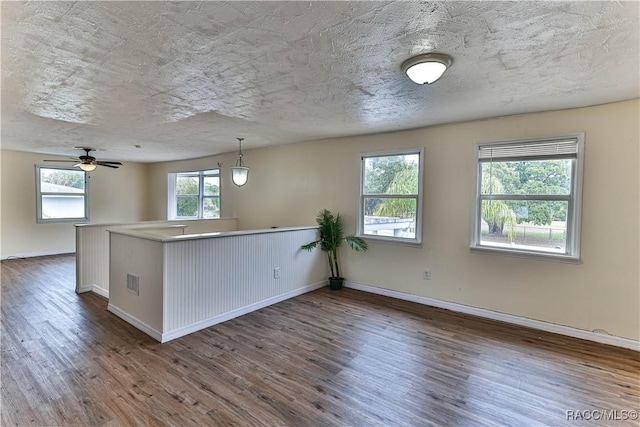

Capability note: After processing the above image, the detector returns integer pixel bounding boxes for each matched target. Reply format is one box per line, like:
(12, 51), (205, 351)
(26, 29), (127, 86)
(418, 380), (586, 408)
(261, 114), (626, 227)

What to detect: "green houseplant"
(301, 209), (368, 290)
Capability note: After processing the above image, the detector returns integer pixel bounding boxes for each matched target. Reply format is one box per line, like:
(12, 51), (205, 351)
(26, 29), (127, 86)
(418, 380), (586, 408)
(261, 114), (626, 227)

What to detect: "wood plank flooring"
(1, 254), (639, 426)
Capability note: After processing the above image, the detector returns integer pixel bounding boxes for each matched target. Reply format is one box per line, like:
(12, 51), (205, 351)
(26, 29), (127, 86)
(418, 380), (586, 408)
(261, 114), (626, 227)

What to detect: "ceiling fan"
(44, 147), (123, 171)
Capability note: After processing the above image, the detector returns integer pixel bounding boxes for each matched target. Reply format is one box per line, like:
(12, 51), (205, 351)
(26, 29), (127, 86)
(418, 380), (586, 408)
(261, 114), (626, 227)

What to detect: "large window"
(168, 169), (220, 219)
(472, 134), (584, 260)
(36, 165), (89, 223)
(358, 149), (423, 245)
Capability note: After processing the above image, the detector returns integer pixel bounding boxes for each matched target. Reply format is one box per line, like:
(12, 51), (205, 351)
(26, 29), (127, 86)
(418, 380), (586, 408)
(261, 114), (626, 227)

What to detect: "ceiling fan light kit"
(78, 163), (97, 172)
(43, 147), (123, 171)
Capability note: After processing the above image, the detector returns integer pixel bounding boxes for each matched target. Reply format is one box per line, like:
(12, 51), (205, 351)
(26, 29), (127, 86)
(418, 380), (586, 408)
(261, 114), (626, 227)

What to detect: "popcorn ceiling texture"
(1, 1), (638, 162)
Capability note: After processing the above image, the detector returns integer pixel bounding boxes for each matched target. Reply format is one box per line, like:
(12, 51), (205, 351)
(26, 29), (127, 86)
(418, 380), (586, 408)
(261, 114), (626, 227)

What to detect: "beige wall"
(1, 150), (150, 258)
(148, 99), (639, 341)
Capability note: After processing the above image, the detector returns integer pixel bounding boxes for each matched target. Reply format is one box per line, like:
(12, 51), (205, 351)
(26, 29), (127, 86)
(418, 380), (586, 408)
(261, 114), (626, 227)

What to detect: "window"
(168, 169), (220, 219)
(358, 149), (423, 244)
(36, 165), (89, 223)
(471, 134), (584, 260)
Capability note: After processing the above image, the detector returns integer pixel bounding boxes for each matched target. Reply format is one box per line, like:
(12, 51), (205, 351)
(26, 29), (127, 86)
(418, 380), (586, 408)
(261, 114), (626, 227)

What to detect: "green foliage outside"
(176, 175), (220, 218)
(364, 156), (410, 194)
(482, 200), (517, 242)
(41, 169), (84, 189)
(481, 174), (516, 241)
(203, 197), (220, 218)
(177, 196), (198, 217)
(364, 156), (411, 215)
(374, 167), (418, 219)
(176, 176), (198, 217)
(364, 155), (419, 219)
(481, 159), (571, 239)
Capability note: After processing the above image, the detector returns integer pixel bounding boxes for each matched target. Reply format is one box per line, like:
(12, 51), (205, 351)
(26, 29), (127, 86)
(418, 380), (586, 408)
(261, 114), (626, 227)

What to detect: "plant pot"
(328, 277), (344, 290)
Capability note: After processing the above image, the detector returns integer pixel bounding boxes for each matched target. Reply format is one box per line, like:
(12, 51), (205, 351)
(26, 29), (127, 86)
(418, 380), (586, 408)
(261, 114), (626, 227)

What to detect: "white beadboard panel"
(109, 233), (165, 332)
(160, 281), (326, 342)
(76, 224), (112, 294)
(75, 218), (237, 295)
(162, 228), (326, 333)
(77, 221), (174, 295)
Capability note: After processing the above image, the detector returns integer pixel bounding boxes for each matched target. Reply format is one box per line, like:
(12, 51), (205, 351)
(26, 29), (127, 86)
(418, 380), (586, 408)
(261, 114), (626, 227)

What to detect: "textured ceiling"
(1, 1), (639, 163)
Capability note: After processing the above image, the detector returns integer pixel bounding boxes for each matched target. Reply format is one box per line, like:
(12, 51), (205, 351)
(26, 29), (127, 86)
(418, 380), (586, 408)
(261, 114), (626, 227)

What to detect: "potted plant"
(301, 209), (368, 290)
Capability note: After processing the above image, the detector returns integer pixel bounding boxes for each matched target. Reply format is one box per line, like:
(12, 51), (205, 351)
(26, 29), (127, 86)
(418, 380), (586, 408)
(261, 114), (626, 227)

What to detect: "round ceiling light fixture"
(78, 163), (97, 172)
(401, 53), (452, 85)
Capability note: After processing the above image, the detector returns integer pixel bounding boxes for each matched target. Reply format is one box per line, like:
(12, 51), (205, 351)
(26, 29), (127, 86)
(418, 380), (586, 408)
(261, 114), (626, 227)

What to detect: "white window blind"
(478, 139), (579, 161)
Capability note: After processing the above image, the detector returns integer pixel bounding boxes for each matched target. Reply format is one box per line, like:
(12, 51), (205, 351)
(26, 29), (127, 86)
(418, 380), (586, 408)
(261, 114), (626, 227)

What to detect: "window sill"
(470, 245), (582, 264)
(360, 234), (422, 248)
(37, 218), (89, 224)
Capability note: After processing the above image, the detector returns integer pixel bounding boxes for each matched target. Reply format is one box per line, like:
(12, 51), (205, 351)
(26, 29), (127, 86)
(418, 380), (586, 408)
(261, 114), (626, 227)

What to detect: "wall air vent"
(126, 273), (139, 295)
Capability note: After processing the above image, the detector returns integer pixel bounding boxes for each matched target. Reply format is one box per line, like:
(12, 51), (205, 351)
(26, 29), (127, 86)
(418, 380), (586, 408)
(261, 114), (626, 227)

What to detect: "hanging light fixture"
(230, 137), (249, 187)
(401, 53), (452, 85)
(78, 163), (97, 172)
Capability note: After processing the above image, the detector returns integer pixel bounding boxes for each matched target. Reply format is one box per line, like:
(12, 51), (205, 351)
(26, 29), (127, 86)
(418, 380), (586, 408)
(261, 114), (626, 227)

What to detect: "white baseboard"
(345, 281), (640, 351)
(107, 304), (163, 342)
(93, 286), (109, 299)
(161, 281), (327, 343)
(1, 249), (74, 261)
(77, 286), (93, 293)
(77, 285), (109, 299)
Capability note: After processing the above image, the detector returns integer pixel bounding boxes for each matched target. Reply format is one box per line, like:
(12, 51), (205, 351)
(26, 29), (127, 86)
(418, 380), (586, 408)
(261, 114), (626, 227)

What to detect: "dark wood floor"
(1, 255), (639, 427)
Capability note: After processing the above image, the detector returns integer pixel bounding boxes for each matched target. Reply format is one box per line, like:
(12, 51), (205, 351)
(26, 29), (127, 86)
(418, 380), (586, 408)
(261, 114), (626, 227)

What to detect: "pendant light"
(230, 137), (249, 187)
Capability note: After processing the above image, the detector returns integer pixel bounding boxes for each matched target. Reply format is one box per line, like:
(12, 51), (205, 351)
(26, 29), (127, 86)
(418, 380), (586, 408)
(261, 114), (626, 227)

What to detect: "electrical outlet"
(423, 269), (431, 280)
(273, 267), (280, 279)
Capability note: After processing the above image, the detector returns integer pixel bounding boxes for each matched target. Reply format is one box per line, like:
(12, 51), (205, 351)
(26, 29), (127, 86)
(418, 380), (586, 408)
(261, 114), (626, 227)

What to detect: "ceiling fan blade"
(44, 152), (122, 170)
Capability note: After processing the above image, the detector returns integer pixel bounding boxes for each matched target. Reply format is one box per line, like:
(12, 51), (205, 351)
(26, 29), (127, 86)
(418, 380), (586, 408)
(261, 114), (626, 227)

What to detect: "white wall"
(109, 233), (164, 334)
(1, 150), (150, 258)
(148, 99), (640, 341)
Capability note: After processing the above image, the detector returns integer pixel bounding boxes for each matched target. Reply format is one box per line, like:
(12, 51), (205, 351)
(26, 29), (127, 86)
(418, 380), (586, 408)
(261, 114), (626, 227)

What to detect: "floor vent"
(126, 273), (139, 295)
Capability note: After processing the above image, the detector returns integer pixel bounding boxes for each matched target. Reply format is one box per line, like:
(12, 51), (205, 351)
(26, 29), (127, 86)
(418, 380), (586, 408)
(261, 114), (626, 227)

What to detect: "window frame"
(168, 169), (221, 220)
(470, 134), (585, 261)
(35, 165), (90, 223)
(357, 148), (424, 246)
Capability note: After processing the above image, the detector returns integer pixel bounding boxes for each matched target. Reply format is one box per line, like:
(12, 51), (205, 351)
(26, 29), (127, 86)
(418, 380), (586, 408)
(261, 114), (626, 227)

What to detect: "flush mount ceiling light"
(401, 53), (452, 85)
(230, 137), (249, 187)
